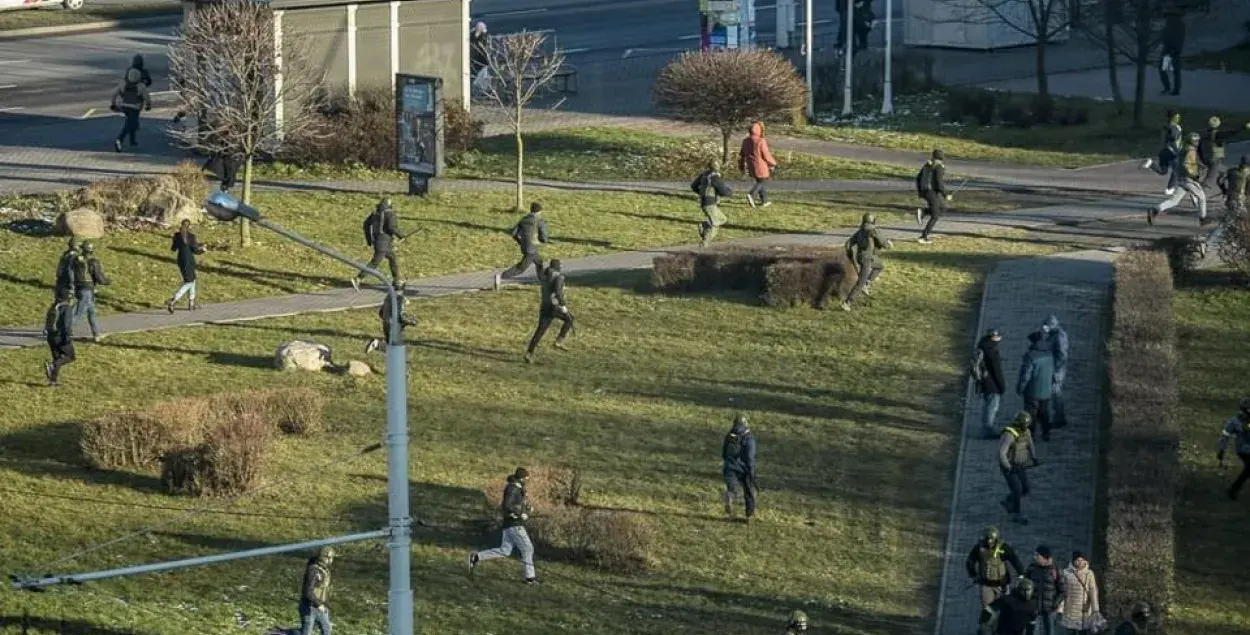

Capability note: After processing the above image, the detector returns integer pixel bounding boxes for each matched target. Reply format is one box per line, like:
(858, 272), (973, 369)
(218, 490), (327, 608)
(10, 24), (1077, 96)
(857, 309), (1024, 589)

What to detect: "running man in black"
(523, 259), (573, 364)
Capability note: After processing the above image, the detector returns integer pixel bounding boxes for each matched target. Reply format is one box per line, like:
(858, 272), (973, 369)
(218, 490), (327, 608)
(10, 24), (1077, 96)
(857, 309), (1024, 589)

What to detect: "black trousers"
(724, 471), (756, 517)
(1025, 397), (1052, 437)
(845, 258), (883, 304)
(1001, 466), (1030, 514)
(1201, 159), (1226, 190)
(1231, 452), (1250, 498)
(503, 250), (543, 279)
(204, 154), (239, 190)
(921, 191), (945, 239)
(47, 337), (76, 381)
(364, 248), (401, 281)
(527, 307), (573, 353)
(117, 110), (141, 145)
(1159, 51), (1182, 94)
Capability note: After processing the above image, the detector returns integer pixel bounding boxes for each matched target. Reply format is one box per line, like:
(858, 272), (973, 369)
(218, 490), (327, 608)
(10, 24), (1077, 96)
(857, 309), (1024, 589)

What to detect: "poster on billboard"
(395, 74), (444, 187)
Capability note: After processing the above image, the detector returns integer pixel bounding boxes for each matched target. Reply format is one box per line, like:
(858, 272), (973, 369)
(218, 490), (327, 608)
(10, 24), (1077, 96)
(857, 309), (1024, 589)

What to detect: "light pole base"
(407, 173), (431, 196)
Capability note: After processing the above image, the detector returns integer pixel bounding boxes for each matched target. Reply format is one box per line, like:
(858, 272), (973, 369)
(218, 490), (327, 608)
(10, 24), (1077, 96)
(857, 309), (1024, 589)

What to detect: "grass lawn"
(0, 188), (1048, 328)
(0, 231), (1057, 635)
(257, 127), (914, 183)
(1187, 42), (1250, 74)
(0, 1), (178, 30)
(1171, 271), (1250, 635)
(784, 92), (1249, 169)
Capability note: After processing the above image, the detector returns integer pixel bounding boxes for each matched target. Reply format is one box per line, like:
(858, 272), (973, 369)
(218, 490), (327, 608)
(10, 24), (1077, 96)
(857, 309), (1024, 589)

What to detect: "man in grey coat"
(1017, 331), (1056, 442)
(1041, 315), (1069, 430)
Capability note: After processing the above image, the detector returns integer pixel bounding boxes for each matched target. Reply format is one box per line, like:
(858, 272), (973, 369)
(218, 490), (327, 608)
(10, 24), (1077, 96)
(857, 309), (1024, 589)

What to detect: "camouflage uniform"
(298, 548), (334, 635)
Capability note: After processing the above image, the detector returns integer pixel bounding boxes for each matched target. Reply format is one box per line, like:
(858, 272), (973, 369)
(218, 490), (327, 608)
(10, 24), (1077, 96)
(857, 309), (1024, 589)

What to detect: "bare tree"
(477, 31), (566, 210)
(653, 49), (807, 164)
(168, 0), (323, 246)
(929, 0), (1070, 99)
(1076, 0), (1168, 127)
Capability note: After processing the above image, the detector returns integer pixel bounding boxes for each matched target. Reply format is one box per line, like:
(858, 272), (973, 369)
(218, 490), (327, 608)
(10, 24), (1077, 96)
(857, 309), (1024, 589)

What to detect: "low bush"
(285, 88), (481, 170)
(1102, 250), (1180, 622)
(530, 507), (654, 574)
(80, 397), (215, 470)
(257, 387), (326, 435)
(161, 410), (272, 497)
(653, 245), (852, 308)
(1218, 211), (1250, 280)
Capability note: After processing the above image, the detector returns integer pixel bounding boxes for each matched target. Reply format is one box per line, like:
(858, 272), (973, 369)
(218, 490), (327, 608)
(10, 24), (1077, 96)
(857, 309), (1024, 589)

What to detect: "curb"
(0, 12), (179, 41)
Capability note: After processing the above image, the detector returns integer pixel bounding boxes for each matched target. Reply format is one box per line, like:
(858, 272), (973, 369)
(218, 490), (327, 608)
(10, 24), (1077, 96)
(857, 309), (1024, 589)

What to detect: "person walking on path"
(523, 259), (574, 364)
(351, 198), (411, 291)
(965, 525), (1026, 608)
(722, 414), (757, 521)
(72, 241), (110, 342)
(110, 67), (151, 153)
(43, 298), (76, 388)
(1141, 109), (1184, 194)
(1198, 117), (1250, 190)
(739, 121), (777, 209)
(469, 468), (539, 585)
(1017, 331), (1055, 441)
(979, 578), (1038, 635)
(1112, 601), (1153, 635)
(1024, 545), (1065, 635)
(1149, 132), (1209, 227)
(837, 213), (892, 312)
(494, 202), (549, 290)
(1217, 397), (1250, 500)
(1041, 315), (1069, 429)
(692, 159), (733, 247)
(783, 610), (809, 634)
(297, 547), (334, 635)
(1059, 552), (1103, 635)
(915, 149), (951, 244)
(972, 328), (1007, 439)
(365, 283), (418, 355)
(998, 411), (1038, 525)
(165, 220), (203, 313)
(1159, 9), (1185, 96)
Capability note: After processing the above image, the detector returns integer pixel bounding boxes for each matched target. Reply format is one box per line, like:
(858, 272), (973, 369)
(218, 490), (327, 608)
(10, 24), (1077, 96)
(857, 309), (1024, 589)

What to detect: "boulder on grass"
(346, 360), (373, 377)
(275, 341), (332, 372)
(141, 187), (204, 227)
(54, 207), (105, 239)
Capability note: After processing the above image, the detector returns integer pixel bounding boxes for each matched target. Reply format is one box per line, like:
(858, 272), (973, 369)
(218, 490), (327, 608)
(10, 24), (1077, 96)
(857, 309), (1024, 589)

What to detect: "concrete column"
(462, 0), (471, 108)
(346, 4), (358, 98)
(274, 9), (284, 135)
(390, 0), (400, 92)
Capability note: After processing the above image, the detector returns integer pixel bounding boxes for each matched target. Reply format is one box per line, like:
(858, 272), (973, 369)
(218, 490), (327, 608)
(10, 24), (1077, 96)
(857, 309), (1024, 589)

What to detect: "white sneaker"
(760, 201), (772, 208)
(493, 272), (502, 291)
(1165, 187), (1176, 196)
(915, 208), (924, 226)
(746, 194), (756, 208)
(1141, 158), (1153, 170)
(365, 339), (380, 354)
(839, 302), (851, 312)
(918, 237), (933, 244)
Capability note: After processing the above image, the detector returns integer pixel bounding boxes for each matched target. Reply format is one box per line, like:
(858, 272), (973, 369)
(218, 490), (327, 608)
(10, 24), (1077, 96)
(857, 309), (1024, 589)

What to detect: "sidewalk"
(0, 195), (1207, 351)
(935, 248), (1114, 635)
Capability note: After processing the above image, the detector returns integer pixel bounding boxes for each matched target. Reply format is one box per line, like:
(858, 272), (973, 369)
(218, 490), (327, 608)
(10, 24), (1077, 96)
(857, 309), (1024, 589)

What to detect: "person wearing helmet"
(979, 578), (1039, 635)
(71, 241), (111, 342)
(1040, 315), (1069, 430)
(523, 259), (574, 363)
(1198, 116), (1250, 190)
(298, 547), (334, 635)
(722, 414), (757, 521)
(1218, 155), (1250, 217)
(1113, 601), (1152, 635)
(966, 526), (1025, 608)
(1149, 131), (1208, 226)
(915, 148), (951, 245)
(783, 609), (808, 634)
(1218, 397), (1250, 500)
(999, 411), (1039, 525)
(469, 468), (539, 584)
(53, 238), (79, 304)
(691, 159), (733, 247)
(43, 296), (76, 387)
(366, 282), (418, 355)
(833, 212), (892, 312)
(352, 198), (412, 292)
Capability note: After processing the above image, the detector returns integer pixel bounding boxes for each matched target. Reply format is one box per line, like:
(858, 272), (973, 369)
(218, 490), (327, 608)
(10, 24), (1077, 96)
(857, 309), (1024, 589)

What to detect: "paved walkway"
(935, 249), (1115, 635)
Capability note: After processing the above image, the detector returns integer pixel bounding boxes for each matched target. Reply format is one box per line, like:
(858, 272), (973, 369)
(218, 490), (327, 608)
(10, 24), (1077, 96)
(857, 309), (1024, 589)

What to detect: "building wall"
(904, 0), (1068, 50)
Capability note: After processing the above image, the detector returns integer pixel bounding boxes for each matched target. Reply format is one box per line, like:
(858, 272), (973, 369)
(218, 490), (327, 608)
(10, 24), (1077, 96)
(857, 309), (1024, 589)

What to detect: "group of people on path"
(41, 239), (111, 386)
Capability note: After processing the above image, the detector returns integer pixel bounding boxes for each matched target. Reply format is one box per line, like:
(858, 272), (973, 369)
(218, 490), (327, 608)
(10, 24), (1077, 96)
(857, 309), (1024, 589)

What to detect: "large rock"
(275, 341), (332, 372)
(140, 187), (204, 227)
(54, 207), (105, 239)
(346, 360), (373, 377)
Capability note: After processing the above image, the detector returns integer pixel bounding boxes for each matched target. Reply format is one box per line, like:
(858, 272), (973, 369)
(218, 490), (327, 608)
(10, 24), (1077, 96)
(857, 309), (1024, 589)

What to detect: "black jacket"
(54, 249), (78, 300)
(130, 54), (153, 87)
(44, 300), (74, 347)
(722, 420), (757, 477)
(1199, 126), (1243, 165)
(1025, 562), (1064, 613)
(364, 204), (406, 251)
(470, 31), (489, 72)
(72, 256), (111, 293)
(978, 337), (1006, 395)
(691, 169), (732, 207)
(1161, 14), (1185, 55)
(501, 479), (529, 528)
(965, 539), (1024, 586)
(540, 267), (567, 310)
(980, 594), (1039, 635)
(171, 230), (201, 283)
(512, 212), (549, 253)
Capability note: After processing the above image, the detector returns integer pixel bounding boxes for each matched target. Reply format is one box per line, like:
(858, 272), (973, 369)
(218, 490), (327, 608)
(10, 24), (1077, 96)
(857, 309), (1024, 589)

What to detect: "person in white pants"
(1150, 132), (1209, 227)
(468, 467), (539, 584)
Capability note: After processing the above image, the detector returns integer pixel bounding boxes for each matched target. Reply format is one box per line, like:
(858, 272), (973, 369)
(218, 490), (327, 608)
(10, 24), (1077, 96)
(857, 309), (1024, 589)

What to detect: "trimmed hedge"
(1102, 250), (1180, 622)
(652, 245), (854, 308)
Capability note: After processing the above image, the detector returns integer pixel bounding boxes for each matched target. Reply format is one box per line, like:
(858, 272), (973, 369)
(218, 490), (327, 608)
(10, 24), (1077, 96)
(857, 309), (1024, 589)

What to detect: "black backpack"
(724, 431), (748, 461)
(916, 163), (934, 196)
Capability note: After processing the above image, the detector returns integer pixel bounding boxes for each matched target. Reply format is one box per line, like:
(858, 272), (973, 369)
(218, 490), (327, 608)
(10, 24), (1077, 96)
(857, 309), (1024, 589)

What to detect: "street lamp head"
(204, 191), (261, 223)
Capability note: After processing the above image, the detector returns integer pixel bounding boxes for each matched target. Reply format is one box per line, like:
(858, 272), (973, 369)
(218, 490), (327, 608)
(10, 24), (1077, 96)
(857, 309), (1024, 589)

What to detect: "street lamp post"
(804, 0), (813, 120)
(883, 0), (894, 114)
(841, 0), (853, 116)
(202, 192), (415, 635)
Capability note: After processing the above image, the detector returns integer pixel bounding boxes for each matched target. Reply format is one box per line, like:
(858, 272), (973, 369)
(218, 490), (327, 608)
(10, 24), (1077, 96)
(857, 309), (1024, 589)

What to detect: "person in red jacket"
(738, 121), (778, 209)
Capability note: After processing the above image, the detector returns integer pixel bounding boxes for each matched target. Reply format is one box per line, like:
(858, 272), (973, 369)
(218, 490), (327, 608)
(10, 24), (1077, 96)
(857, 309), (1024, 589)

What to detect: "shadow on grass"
(211, 320), (374, 341)
(340, 477), (492, 552)
(414, 338), (517, 363)
(99, 341), (273, 369)
(0, 614), (157, 635)
(109, 246), (348, 296)
(0, 422), (165, 495)
(0, 271), (135, 314)
(415, 217), (620, 250)
(610, 209), (830, 236)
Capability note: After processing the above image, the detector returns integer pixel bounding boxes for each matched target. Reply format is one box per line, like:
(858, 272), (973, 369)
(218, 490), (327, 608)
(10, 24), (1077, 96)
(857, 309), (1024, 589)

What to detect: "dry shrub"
(162, 411), (271, 497)
(259, 387), (326, 435)
(1103, 249), (1179, 622)
(80, 397), (216, 470)
(653, 245), (851, 308)
(73, 163), (208, 229)
(443, 98), (483, 155)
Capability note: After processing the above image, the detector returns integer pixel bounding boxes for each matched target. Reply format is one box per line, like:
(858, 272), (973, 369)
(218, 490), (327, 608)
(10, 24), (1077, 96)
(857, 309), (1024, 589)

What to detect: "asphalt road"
(0, 0), (900, 122)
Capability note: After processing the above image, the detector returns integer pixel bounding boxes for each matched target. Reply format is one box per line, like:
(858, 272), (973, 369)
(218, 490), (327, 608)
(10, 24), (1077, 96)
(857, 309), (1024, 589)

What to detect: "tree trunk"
(721, 128), (732, 165)
(1132, 0), (1150, 128)
(1104, 0), (1123, 109)
(1035, 35), (1050, 99)
(240, 153), (253, 247)
(515, 128), (525, 211)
